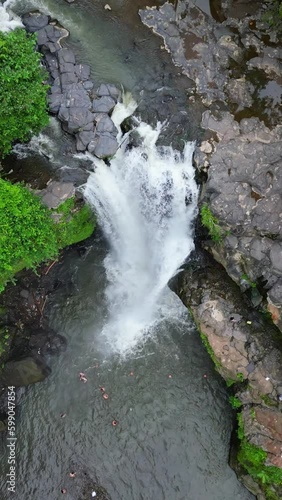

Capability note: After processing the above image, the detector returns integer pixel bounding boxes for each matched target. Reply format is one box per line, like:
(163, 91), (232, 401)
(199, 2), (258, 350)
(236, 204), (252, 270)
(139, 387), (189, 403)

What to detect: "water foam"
(0, 0), (23, 32)
(84, 95), (198, 354)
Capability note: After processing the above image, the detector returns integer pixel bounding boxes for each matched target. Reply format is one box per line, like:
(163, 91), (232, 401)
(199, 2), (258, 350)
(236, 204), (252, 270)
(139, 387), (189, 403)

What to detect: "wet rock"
(36, 24), (68, 53)
(0, 355), (51, 387)
(95, 114), (118, 136)
(96, 83), (121, 102)
(22, 13), (49, 32)
(57, 48), (76, 65)
(88, 132), (118, 159)
(76, 130), (95, 151)
(175, 255), (282, 400)
(92, 96), (116, 114)
(75, 64), (91, 81)
(62, 83), (92, 109)
(39, 180), (75, 209)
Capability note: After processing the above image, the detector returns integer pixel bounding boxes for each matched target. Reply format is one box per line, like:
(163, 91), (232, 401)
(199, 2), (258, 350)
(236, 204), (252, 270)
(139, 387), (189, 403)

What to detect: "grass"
(199, 330), (222, 370)
(200, 203), (223, 243)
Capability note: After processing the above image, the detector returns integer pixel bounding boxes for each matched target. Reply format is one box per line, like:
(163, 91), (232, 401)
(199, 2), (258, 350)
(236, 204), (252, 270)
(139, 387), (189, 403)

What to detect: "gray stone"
(59, 61), (75, 74)
(88, 132), (118, 158)
(92, 96), (116, 114)
(96, 83), (121, 101)
(67, 108), (94, 133)
(48, 93), (63, 114)
(57, 48), (76, 65)
(62, 83), (91, 109)
(60, 71), (79, 88)
(0, 356), (51, 387)
(95, 114), (118, 135)
(22, 13), (49, 32)
(75, 64), (91, 81)
(76, 130), (95, 151)
(269, 243), (282, 274)
(83, 80), (94, 91)
(40, 181), (75, 209)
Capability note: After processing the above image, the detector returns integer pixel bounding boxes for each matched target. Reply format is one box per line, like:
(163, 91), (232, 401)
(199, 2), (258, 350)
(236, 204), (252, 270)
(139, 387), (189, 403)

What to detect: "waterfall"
(0, 0), (23, 32)
(83, 95), (198, 354)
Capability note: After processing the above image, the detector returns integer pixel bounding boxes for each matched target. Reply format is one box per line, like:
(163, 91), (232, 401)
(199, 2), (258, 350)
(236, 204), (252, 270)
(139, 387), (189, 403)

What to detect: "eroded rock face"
(174, 253), (282, 497)
(196, 113), (282, 332)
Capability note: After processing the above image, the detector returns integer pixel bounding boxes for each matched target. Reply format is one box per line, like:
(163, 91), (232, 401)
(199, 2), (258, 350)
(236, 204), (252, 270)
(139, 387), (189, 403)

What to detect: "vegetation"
(262, 0), (282, 32)
(237, 412), (282, 489)
(229, 396), (242, 409)
(0, 180), (96, 293)
(0, 179), (58, 292)
(0, 29), (49, 157)
(200, 203), (223, 243)
(53, 197), (96, 249)
(199, 330), (222, 370)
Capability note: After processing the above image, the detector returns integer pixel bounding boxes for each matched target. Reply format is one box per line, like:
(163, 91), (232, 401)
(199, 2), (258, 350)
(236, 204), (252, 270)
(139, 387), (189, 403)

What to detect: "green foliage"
(229, 396), (242, 409)
(53, 197), (96, 248)
(262, 0), (282, 32)
(200, 203), (223, 243)
(0, 29), (49, 157)
(237, 412), (282, 487)
(0, 179), (58, 292)
(236, 372), (245, 382)
(241, 273), (257, 288)
(199, 331), (222, 370)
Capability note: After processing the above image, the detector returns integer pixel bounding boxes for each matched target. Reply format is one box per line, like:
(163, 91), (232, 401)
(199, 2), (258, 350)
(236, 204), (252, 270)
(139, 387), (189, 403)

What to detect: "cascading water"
(84, 95), (198, 353)
(0, 0), (23, 32)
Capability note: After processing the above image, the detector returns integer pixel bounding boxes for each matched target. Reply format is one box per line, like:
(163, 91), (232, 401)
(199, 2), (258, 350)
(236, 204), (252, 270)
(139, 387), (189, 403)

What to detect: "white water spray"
(84, 95), (198, 353)
(0, 0), (23, 32)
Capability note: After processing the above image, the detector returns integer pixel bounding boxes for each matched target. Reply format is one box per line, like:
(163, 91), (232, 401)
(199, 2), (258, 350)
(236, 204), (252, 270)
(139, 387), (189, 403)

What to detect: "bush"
(0, 28), (49, 157)
(0, 179), (58, 291)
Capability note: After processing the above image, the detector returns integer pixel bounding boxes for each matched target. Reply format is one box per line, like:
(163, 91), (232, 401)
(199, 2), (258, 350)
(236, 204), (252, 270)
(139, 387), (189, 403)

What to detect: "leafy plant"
(229, 396), (242, 409)
(0, 29), (49, 157)
(0, 179), (58, 292)
(236, 372), (245, 382)
(200, 203), (223, 242)
(262, 0), (282, 32)
(53, 197), (96, 248)
(237, 412), (282, 486)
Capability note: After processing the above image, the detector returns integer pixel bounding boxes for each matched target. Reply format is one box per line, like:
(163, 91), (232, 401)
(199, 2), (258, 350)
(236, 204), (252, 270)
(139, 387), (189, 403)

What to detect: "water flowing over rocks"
(23, 13), (121, 159)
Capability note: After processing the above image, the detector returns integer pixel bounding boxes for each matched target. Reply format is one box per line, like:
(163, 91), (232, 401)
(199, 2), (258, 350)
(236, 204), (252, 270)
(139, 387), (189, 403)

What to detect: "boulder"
(92, 95), (116, 114)
(75, 64), (91, 81)
(40, 180), (75, 209)
(95, 114), (118, 135)
(88, 132), (118, 158)
(22, 13), (49, 32)
(96, 83), (121, 102)
(57, 48), (76, 65)
(0, 356), (51, 387)
(36, 25), (68, 53)
(61, 83), (92, 109)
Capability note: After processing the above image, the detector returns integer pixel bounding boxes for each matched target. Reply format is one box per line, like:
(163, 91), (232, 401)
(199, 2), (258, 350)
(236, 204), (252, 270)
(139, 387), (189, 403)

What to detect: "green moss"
(236, 372), (245, 382)
(229, 396), (242, 409)
(241, 273), (257, 288)
(199, 331), (222, 370)
(200, 203), (223, 243)
(53, 197), (96, 248)
(237, 412), (282, 488)
(261, 394), (277, 407)
(0, 326), (10, 357)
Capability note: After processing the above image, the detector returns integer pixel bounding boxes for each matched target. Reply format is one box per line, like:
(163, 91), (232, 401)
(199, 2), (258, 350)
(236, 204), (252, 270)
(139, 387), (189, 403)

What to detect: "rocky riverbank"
(140, 1), (282, 498)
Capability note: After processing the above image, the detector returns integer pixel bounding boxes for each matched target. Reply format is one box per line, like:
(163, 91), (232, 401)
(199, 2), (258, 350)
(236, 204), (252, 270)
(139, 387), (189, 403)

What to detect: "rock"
(88, 132), (118, 158)
(60, 71), (79, 88)
(22, 13), (49, 32)
(0, 356), (51, 387)
(75, 64), (91, 81)
(76, 130), (95, 151)
(39, 181), (75, 209)
(92, 96), (116, 114)
(104, 4), (112, 10)
(95, 114), (118, 135)
(61, 83), (92, 109)
(96, 83), (121, 102)
(57, 48), (76, 65)
(36, 25), (68, 53)
(48, 93), (63, 114)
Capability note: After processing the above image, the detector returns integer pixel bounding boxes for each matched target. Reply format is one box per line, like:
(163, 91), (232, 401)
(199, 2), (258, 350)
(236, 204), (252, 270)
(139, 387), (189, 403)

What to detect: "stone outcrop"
(195, 112), (282, 333)
(23, 12), (121, 159)
(0, 355), (51, 386)
(174, 253), (282, 498)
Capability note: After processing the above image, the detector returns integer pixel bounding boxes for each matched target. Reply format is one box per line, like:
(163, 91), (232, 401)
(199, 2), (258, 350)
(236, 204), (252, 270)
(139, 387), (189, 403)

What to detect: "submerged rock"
(0, 355), (51, 387)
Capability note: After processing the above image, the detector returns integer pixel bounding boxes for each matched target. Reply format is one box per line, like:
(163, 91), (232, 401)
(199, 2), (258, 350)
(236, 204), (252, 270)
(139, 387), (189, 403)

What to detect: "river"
(0, 0), (254, 499)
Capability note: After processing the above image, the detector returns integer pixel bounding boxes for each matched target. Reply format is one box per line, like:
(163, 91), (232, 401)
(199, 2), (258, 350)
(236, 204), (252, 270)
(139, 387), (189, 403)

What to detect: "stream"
(0, 0), (255, 499)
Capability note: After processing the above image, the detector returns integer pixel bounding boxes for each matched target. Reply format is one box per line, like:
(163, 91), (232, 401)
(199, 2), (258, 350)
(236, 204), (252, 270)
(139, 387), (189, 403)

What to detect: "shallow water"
(0, 1), (255, 499)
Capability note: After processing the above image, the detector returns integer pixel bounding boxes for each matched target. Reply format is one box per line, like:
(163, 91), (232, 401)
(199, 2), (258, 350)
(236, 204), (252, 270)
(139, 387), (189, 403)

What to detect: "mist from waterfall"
(83, 96), (198, 354)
